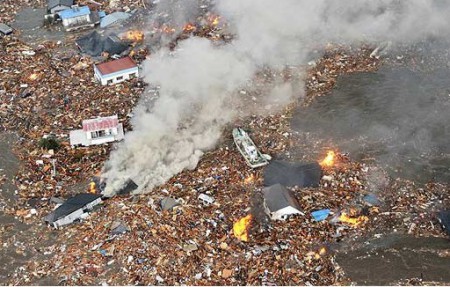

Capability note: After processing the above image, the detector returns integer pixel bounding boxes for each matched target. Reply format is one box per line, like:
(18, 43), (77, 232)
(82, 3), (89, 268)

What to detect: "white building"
(44, 194), (102, 228)
(262, 184), (304, 220)
(70, 115), (124, 147)
(58, 5), (98, 31)
(94, 56), (139, 85)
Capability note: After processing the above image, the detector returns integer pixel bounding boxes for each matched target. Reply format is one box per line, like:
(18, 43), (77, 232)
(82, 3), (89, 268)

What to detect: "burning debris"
(121, 30), (145, 42)
(3, 0), (450, 285)
(319, 150), (336, 168)
(233, 214), (253, 242)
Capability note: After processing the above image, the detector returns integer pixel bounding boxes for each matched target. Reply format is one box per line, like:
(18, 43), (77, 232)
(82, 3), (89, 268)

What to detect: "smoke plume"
(103, 0), (450, 195)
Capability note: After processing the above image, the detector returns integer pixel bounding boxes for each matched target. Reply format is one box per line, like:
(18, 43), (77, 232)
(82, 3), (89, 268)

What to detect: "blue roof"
(58, 6), (90, 20)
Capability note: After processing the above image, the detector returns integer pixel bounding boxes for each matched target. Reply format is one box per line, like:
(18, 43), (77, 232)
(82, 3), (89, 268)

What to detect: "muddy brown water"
(0, 133), (58, 284)
(336, 234), (450, 285)
(291, 64), (450, 184)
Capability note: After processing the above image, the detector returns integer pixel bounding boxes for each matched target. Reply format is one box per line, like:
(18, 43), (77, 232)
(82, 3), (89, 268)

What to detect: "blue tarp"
(311, 209), (331, 221)
(58, 6), (90, 20)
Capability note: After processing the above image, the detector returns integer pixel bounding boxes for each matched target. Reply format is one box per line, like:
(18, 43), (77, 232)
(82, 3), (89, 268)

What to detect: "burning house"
(69, 115), (124, 147)
(262, 184), (303, 220)
(94, 56), (139, 85)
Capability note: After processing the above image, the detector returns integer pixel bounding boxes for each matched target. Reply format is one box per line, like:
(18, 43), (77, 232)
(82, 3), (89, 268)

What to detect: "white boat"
(232, 128), (270, 168)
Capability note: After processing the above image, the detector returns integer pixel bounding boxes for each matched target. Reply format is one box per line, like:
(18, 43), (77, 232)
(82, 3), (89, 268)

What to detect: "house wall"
(94, 66), (139, 85)
(271, 206), (303, 220)
(62, 14), (91, 27)
(52, 198), (102, 228)
(53, 209), (84, 228)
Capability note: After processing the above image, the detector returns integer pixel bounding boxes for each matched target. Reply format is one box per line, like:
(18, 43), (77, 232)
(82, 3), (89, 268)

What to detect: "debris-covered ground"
(1, 0), (449, 285)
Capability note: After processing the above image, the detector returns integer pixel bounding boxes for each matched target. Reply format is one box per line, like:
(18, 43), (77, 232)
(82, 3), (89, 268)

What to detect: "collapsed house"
(94, 56), (139, 85)
(263, 160), (322, 187)
(69, 115), (124, 147)
(44, 193), (102, 228)
(75, 31), (129, 57)
(262, 184), (303, 220)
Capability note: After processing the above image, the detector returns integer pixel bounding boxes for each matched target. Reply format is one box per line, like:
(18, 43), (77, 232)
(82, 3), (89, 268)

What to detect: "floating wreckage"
(232, 128), (270, 168)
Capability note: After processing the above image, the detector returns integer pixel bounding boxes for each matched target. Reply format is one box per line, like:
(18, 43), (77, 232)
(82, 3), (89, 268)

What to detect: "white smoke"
(103, 0), (450, 195)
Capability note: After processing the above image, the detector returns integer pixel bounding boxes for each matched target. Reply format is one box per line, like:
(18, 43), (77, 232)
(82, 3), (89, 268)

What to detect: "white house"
(262, 184), (304, 220)
(44, 194), (102, 228)
(94, 56), (139, 85)
(58, 5), (97, 31)
(47, 0), (73, 14)
(70, 115), (124, 147)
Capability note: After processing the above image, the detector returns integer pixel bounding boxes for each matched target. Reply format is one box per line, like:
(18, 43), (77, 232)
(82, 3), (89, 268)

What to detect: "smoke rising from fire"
(103, 0), (450, 195)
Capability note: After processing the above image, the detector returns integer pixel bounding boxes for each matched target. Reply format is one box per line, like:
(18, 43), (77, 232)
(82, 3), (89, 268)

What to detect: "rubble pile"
(1, 2), (449, 286)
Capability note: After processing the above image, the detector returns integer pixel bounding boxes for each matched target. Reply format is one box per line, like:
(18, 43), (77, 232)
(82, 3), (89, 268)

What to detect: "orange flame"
(183, 23), (196, 33)
(122, 30), (144, 42)
(89, 182), (96, 194)
(207, 15), (221, 27)
(244, 174), (255, 184)
(320, 150), (335, 167)
(338, 212), (368, 226)
(233, 214), (252, 242)
(162, 25), (176, 34)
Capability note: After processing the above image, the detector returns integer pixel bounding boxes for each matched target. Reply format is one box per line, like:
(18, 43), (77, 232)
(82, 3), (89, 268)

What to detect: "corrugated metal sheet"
(100, 12), (130, 28)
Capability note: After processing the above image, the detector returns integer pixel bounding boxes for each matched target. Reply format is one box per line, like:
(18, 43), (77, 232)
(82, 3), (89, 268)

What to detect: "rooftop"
(262, 183), (302, 212)
(47, 0), (74, 9)
(95, 56), (137, 76)
(58, 6), (90, 20)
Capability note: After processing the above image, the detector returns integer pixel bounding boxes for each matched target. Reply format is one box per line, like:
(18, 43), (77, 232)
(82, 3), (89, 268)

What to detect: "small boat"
(232, 128), (270, 168)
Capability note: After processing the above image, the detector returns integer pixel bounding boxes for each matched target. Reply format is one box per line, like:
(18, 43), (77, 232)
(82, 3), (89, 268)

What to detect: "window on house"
(116, 76), (123, 81)
(91, 130), (107, 139)
(107, 79), (113, 85)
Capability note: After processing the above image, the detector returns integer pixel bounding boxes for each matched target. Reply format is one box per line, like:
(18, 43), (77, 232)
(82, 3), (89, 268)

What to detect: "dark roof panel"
(262, 184), (301, 212)
(47, 193), (102, 223)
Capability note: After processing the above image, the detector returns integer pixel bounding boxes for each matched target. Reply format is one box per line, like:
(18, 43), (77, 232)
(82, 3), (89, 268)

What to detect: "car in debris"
(232, 127), (270, 168)
(44, 193), (102, 228)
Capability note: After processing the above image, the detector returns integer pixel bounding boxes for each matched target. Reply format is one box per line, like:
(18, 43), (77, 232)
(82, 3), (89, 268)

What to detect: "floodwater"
(336, 233), (450, 285)
(11, 8), (66, 44)
(0, 133), (57, 284)
(291, 64), (450, 183)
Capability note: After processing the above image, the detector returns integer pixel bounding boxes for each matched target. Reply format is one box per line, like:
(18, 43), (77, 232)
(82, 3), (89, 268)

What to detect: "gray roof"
(44, 193), (102, 223)
(0, 23), (13, 35)
(100, 12), (131, 28)
(48, 0), (73, 9)
(262, 184), (301, 212)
